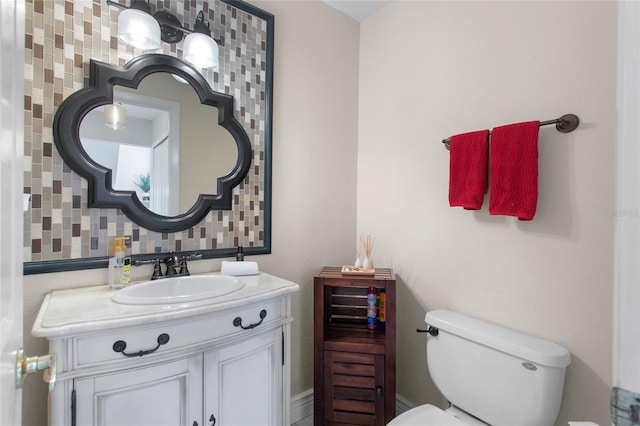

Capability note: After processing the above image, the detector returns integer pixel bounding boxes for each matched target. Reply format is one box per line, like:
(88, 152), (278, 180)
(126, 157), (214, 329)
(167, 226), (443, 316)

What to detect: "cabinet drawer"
(323, 351), (385, 426)
(72, 299), (282, 369)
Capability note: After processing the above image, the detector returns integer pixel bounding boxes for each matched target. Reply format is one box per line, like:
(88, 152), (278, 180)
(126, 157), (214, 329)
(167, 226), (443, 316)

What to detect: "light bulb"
(117, 9), (161, 51)
(183, 33), (219, 70)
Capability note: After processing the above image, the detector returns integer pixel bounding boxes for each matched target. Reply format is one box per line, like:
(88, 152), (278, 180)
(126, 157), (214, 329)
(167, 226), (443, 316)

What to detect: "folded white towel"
(221, 261), (259, 276)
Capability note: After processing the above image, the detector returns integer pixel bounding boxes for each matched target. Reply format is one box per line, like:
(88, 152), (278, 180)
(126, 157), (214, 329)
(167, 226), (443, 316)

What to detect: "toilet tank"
(425, 310), (571, 426)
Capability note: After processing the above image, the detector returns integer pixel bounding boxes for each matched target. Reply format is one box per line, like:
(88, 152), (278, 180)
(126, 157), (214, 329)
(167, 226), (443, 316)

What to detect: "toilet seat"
(387, 404), (468, 426)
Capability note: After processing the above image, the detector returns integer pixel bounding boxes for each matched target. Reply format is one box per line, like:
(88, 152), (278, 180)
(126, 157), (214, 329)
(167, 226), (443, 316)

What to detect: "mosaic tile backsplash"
(24, 0), (268, 263)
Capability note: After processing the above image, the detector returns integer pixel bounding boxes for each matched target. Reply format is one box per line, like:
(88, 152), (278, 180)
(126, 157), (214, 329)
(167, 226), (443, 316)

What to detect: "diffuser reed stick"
(360, 234), (375, 257)
(360, 234), (375, 269)
(351, 234), (362, 267)
(352, 234), (361, 259)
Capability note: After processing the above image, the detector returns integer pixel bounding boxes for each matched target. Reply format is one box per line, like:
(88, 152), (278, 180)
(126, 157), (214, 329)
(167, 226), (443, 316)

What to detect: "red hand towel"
(449, 130), (489, 210)
(489, 121), (540, 220)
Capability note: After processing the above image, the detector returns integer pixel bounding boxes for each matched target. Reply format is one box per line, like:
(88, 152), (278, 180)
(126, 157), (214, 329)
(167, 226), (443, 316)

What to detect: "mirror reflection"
(79, 72), (238, 216)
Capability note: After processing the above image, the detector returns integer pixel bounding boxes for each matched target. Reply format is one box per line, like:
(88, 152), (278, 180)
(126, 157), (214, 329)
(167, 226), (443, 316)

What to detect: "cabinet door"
(74, 355), (203, 426)
(323, 351), (385, 426)
(205, 328), (283, 426)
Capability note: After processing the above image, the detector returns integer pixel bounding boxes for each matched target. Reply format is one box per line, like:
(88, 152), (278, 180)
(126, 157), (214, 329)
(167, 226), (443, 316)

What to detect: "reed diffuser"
(352, 235), (362, 268)
(360, 234), (375, 269)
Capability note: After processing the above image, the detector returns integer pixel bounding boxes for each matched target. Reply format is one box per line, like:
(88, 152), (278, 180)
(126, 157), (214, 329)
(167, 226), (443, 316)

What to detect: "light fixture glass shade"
(117, 9), (161, 50)
(183, 33), (219, 70)
(105, 103), (126, 130)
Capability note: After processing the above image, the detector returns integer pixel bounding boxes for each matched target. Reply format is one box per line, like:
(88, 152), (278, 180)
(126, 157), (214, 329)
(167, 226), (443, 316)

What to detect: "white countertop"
(32, 272), (299, 338)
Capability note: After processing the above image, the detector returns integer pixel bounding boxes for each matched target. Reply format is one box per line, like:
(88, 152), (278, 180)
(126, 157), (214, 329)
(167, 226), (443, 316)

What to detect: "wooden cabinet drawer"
(323, 351), (385, 426)
(72, 299), (282, 369)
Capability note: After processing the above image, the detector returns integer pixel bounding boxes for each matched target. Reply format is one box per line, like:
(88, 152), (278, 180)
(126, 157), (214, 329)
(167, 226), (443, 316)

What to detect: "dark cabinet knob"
(376, 387), (383, 397)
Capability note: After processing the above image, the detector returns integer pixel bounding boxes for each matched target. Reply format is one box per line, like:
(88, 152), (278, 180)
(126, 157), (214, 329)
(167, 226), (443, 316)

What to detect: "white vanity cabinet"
(206, 328), (284, 425)
(74, 354), (204, 426)
(73, 327), (282, 426)
(32, 273), (299, 426)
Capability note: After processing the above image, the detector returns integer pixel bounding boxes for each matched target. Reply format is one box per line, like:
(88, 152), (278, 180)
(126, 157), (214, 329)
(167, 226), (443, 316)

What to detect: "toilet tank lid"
(425, 310), (571, 368)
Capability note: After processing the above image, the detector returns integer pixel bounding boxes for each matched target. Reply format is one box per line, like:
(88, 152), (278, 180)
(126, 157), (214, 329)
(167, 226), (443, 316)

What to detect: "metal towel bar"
(442, 113), (580, 150)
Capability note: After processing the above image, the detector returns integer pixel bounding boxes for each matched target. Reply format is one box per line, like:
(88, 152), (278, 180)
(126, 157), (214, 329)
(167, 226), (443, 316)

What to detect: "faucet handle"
(132, 258), (164, 280)
(132, 258), (156, 267)
(185, 252), (202, 261)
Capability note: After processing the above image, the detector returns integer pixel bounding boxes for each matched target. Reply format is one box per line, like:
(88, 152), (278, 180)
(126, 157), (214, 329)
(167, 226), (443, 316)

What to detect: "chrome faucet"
(133, 252), (202, 280)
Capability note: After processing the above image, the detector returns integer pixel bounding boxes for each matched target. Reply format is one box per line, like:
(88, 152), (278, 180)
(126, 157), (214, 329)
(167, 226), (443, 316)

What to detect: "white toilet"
(389, 310), (572, 426)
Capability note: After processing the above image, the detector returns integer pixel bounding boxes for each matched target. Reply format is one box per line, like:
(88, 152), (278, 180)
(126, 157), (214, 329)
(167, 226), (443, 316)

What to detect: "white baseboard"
(395, 393), (416, 415)
(291, 388), (314, 424)
(290, 389), (416, 424)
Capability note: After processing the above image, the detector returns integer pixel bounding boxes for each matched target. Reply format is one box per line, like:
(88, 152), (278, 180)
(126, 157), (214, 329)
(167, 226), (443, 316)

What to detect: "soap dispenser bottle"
(109, 237), (130, 289)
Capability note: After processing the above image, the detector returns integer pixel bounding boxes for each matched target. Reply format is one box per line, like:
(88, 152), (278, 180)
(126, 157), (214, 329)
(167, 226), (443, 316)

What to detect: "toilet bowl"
(389, 310), (571, 426)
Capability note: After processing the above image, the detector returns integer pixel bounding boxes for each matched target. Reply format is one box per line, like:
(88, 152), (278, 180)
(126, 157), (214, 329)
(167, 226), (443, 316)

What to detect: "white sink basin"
(112, 274), (245, 305)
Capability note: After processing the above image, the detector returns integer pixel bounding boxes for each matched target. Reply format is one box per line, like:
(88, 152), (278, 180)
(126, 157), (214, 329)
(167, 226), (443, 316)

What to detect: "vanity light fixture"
(107, 1), (220, 70)
(104, 103), (126, 130)
(182, 11), (219, 71)
(114, 0), (161, 51)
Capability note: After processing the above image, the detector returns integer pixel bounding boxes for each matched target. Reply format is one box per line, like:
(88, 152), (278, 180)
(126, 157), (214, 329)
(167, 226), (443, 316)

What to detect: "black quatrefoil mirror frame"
(52, 54), (253, 233)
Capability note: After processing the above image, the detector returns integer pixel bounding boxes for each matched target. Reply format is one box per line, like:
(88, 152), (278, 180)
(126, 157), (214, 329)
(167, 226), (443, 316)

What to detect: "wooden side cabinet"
(314, 266), (396, 426)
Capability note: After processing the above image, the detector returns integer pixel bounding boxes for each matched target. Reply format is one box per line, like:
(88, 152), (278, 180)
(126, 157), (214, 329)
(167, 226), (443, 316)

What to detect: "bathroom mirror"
(53, 54), (252, 232)
(78, 72), (238, 217)
(23, 0), (273, 275)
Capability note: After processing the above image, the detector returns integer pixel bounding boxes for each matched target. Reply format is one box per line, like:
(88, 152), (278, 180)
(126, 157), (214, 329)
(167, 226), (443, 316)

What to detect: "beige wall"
(22, 2), (359, 425)
(22, 1), (618, 425)
(358, 1), (616, 425)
